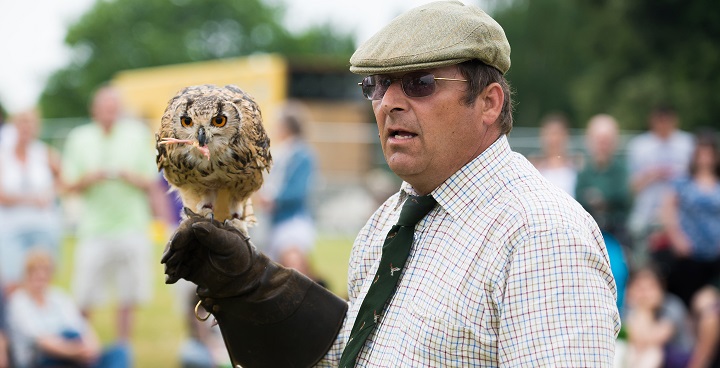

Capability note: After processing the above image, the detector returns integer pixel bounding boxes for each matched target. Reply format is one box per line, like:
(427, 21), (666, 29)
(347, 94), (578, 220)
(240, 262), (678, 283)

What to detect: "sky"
(0, 0), (474, 115)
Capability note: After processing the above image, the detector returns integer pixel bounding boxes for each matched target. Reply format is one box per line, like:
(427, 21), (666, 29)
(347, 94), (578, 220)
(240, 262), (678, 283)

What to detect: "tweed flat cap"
(350, 0), (511, 75)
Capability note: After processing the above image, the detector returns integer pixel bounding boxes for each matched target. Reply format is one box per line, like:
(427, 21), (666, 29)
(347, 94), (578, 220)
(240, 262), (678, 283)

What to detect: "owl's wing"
(227, 85), (273, 173)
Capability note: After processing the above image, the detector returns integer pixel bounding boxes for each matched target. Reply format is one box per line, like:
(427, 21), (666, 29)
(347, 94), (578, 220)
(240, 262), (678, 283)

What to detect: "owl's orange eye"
(212, 115), (227, 127)
(180, 116), (193, 127)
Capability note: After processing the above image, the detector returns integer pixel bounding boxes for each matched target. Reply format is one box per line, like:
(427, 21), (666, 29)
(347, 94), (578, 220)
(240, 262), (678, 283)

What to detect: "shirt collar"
(397, 135), (512, 219)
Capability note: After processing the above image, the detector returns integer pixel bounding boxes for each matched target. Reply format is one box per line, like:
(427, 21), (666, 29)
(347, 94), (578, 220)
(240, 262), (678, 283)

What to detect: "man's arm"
(498, 226), (620, 366)
(162, 211), (347, 368)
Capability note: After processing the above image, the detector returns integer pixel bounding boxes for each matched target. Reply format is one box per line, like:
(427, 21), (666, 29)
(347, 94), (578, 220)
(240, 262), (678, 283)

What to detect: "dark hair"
(650, 103), (677, 119)
(627, 263), (667, 289)
(539, 112), (570, 130)
(689, 130), (720, 177)
(282, 114), (304, 137)
(456, 60), (514, 135)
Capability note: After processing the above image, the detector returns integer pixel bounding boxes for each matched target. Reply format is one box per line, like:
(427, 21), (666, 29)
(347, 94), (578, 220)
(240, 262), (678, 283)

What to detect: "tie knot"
(397, 195), (437, 227)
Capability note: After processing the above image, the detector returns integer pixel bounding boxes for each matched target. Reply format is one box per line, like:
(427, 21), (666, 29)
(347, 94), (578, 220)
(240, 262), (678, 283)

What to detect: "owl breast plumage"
(155, 84), (272, 232)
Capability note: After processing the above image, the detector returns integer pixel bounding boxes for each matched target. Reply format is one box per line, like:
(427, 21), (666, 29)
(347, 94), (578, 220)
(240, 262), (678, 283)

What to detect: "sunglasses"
(358, 72), (468, 100)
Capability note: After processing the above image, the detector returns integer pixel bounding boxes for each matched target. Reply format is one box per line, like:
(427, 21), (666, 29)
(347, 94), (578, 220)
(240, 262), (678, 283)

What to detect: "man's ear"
(480, 82), (504, 126)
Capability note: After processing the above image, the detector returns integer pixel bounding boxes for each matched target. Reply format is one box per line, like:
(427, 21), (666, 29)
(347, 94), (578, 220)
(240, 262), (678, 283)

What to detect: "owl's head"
(159, 84), (262, 161)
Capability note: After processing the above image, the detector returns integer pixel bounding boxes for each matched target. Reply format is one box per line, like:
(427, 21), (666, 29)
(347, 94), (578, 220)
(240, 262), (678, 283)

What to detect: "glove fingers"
(164, 270), (180, 284)
(164, 254), (200, 285)
(160, 245), (175, 265)
(162, 217), (205, 265)
(192, 222), (244, 255)
(162, 249), (187, 268)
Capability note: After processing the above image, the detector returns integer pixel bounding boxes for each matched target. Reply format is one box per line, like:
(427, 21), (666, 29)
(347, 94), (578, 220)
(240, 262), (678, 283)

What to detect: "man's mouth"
(390, 129), (417, 139)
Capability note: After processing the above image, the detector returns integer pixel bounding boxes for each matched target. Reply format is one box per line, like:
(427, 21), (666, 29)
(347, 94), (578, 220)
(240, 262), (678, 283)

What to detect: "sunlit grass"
(54, 224), (354, 367)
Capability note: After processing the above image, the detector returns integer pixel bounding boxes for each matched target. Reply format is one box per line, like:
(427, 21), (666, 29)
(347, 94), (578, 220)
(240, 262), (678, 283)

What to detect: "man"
(63, 85), (157, 344)
(162, 2), (620, 367)
(626, 104), (694, 266)
(575, 114), (631, 311)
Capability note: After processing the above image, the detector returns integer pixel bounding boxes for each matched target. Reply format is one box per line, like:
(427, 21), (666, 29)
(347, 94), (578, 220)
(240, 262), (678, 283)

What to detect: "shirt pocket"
(396, 301), (497, 367)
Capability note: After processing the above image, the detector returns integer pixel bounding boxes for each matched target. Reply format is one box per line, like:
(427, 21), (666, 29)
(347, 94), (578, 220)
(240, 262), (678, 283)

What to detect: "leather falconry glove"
(161, 210), (347, 368)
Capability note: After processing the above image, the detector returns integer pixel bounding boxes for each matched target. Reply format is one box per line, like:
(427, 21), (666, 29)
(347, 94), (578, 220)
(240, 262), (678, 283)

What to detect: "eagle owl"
(155, 84), (272, 233)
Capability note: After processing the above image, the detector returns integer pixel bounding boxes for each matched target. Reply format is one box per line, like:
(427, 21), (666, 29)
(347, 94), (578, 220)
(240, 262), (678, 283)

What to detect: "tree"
(39, 0), (356, 118)
(492, 0), (720, 131)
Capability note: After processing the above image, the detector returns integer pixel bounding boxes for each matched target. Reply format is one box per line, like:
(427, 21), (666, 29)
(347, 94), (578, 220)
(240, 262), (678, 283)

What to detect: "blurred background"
(0, 0), (719, 367)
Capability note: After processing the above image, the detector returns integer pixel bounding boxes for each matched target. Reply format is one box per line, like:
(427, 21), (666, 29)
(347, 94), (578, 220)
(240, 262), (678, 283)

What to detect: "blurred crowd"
(529, 107), (720, 368)
(0, 84), (718, 368)
(0, 85), (330, 367)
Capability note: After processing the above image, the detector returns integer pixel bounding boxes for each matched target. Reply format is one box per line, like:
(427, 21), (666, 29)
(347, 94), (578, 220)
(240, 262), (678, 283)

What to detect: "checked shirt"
(316, 135), (621, 367)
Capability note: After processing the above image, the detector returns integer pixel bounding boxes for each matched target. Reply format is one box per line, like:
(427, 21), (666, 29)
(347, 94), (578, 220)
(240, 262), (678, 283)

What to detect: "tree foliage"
(39, 0), (355, 118)
(493, 0), (720, 131)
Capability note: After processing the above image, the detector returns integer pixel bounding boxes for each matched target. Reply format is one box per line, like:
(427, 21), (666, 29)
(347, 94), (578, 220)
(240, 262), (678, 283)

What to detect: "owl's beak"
(197, 126), (207, 147)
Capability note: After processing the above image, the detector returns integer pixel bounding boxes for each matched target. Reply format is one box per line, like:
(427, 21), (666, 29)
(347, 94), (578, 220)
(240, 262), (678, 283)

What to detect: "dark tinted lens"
(362, 75), (393, 100)
(360, 76), (377, 100)
(402, 72), (436, 97)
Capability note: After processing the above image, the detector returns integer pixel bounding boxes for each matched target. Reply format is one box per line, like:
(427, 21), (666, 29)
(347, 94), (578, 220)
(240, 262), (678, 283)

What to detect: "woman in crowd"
(661, 131), (720, 367)
(661, 132), (720, 304)
(622, 266), (694, 368)
(258, 102), (319, 278)
(530, 112), (580, 197)
(0, 109), (63, 292)
(7, 249), (129, 368)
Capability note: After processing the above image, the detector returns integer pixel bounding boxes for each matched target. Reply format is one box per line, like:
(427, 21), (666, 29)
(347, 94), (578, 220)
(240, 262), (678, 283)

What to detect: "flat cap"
(350, 0), (511, 75)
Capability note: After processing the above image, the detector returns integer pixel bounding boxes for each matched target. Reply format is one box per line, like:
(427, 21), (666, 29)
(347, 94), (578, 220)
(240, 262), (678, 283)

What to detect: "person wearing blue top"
(662, 133), (720, 304)
(258, 102), (318, 278)
(661, 132), (720, 367)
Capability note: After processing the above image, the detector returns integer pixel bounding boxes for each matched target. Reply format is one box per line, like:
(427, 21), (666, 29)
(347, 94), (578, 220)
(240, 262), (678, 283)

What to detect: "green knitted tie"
(339, 195), (437, 367)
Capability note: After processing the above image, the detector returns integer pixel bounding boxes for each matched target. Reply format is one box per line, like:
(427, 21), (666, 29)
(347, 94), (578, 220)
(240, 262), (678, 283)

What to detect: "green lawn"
(54, 227), (354, 368)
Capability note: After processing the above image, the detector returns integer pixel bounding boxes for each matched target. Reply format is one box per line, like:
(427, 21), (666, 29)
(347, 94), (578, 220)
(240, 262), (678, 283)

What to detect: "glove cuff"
(201, 271), (348, 367)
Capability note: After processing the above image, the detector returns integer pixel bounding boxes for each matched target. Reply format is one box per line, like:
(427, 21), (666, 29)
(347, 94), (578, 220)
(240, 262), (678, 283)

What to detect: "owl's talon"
(197, 207), (214, 220)
(224, 218), (249, 236)
(182, 207), (200, 220)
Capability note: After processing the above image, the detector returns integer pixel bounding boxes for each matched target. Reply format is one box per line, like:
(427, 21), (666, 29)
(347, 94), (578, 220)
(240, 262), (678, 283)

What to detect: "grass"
(54, 222), (354, 368)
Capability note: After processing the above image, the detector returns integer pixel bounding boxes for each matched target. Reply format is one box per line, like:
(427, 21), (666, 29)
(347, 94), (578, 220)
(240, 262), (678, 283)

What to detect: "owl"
(155, 84), (272, 233)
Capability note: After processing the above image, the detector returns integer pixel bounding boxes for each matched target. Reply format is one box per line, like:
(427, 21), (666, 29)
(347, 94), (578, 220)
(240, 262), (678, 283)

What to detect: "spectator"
(660, 132), (720, 306)
(0, 108), (63, 293)
(627, 104), (694, 266)
(575, 114), (631, 311)
(622, 266), (694, 368)
(6, 249), (129, 368)
(258, 102), (319, 279)
(686, 287), (720, 368)
(0, 288), (8, 368)
(61, 85), (156, 344)
(175, 280), (229, 368)
(0, 105), (15, 148)
(530, 112), (579, 197)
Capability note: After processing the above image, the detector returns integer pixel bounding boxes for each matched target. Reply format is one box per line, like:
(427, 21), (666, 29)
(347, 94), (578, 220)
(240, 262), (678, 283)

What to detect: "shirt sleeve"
(498, 225), (620, 367)
(61, 128), (85, 185)
(7, 292), (41, 339)
(129, 122), (159, 179)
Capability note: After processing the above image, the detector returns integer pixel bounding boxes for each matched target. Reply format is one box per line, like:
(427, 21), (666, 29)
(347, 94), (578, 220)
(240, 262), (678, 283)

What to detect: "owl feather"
(155, 84), (272, 233)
